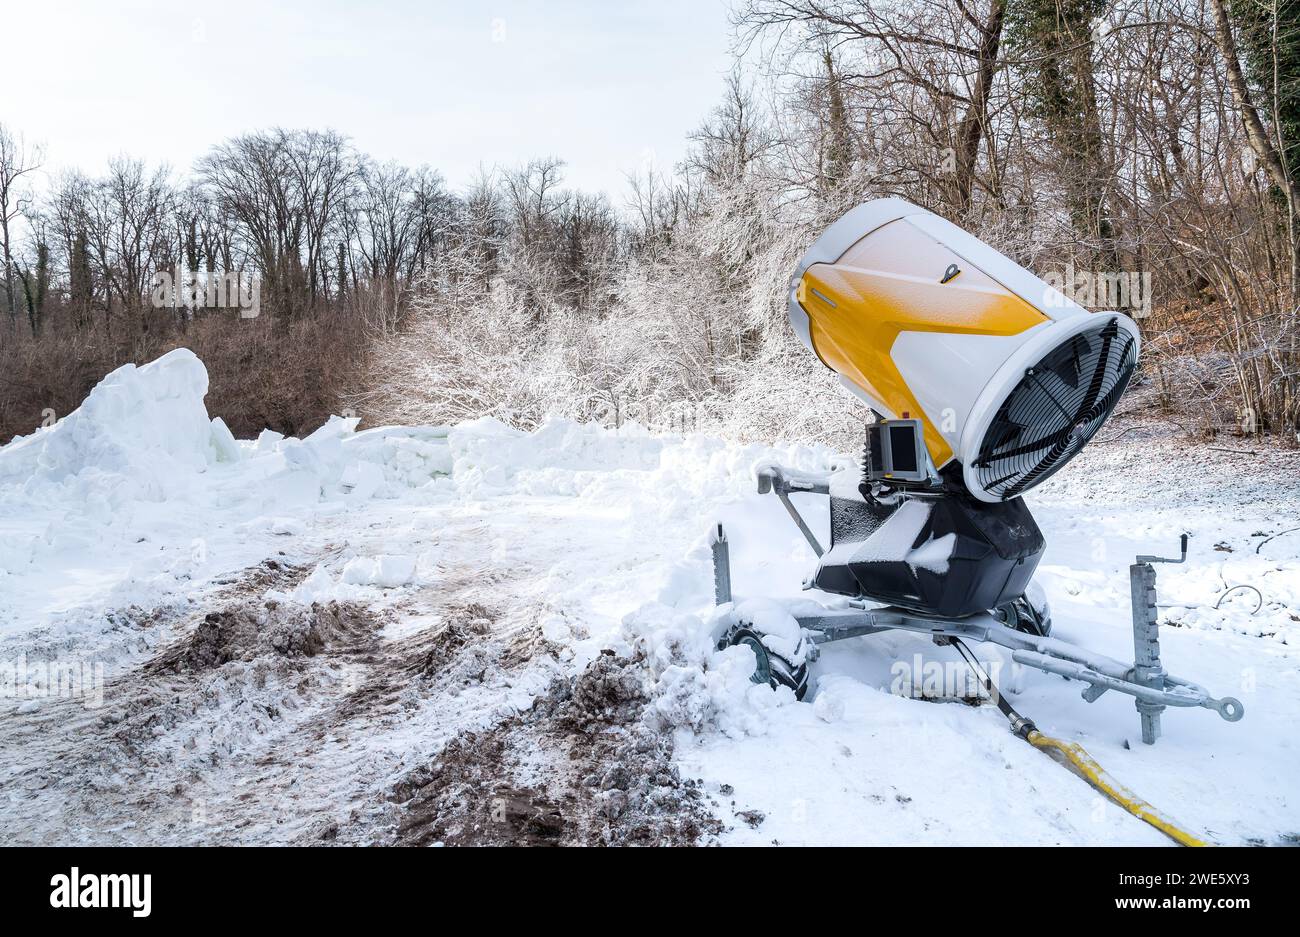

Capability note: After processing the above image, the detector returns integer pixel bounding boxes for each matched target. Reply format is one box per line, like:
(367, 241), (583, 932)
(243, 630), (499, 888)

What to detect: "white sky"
(4, 0), (734, 201)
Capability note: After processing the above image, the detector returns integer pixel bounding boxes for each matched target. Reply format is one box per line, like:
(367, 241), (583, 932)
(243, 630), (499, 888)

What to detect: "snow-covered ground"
(1, 349), (1297, 845)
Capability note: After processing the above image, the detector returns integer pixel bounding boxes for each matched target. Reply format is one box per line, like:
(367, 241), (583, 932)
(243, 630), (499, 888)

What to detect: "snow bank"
(448, 417), (664, 496)
(622, 602), (791, 738)
(0, 350), (458, 636)
(4, 359), (460, 512)
(0, 349), (225, 501)
(0, 349), (459, 516)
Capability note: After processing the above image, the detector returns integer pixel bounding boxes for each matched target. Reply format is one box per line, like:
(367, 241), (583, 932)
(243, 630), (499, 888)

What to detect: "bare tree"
(1209, 0), (1299, 278)
(197, 128), (358, 320)
(734, 0), (1009, 217)
(0, 124), (43, 330)
(85, 158), (175, 335)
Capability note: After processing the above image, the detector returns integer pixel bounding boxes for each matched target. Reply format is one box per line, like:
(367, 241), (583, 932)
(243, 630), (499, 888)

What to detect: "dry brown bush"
(0, 304), (368, 443)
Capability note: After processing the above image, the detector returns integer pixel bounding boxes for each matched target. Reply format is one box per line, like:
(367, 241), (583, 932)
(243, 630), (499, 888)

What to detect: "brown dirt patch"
(387, 652), (723, 846)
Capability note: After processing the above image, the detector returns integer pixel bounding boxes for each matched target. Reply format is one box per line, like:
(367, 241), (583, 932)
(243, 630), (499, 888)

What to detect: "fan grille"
(972, 318), (1136, 500)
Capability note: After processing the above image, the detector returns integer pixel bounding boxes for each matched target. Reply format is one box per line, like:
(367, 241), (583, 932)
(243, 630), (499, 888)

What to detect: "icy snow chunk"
(382, 437), (453, 486)
(255, 428), (284, 453)
(271, 564), (337, 604)
(257, 460), (327, 508)
(279, 437), (329, 476)
(296, 417), (359, 480)
(814, 690), (845, 723)
(341, 460), (387, 500)
(304, 414), (361, 445)
(340, 554), (416, 588)
(267, 562), (388, 605)
(342, 428), (453, 490)
(209, 417), (242, 463)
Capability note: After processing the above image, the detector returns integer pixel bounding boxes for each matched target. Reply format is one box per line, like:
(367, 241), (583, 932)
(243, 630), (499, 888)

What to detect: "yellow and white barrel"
(789, 198), (1139, 502)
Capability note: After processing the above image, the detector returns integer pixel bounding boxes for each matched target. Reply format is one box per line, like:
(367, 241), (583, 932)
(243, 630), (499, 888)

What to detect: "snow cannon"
(789, 197), (1138, 503)
(708, 199), (1243, 746)
(779, 198), (1137, 621)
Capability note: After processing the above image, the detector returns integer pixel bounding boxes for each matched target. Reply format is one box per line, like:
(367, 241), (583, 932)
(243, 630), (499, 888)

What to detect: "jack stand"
(1129, 534), (1188, 744)
(710, 524), (732, 605)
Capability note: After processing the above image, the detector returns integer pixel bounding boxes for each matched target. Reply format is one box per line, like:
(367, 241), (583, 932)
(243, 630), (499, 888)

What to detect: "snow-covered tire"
(719, 623), (810, 700)
(998, 592), (1052, 637)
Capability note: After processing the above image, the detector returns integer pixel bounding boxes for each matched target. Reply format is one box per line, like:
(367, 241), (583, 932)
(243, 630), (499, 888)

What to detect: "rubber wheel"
(719, 624), (810, 700)
(999, 596), (1052, 637)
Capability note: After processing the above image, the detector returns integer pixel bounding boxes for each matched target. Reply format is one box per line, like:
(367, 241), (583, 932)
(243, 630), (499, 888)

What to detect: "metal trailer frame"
(711, 464), (1244, 743)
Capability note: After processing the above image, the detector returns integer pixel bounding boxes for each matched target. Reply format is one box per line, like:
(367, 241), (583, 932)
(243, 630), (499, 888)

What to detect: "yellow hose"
(1026, 729), (1208, 847)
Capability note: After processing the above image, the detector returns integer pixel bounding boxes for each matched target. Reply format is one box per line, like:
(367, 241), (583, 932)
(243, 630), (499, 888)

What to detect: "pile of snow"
(447, 417), (665, 496)
(0, 347), (460, 511)
(621, 601), (789, 738)
(0, 350), (235, 502)
(0, 349), (458, 637)
(263, 554), (423, 607)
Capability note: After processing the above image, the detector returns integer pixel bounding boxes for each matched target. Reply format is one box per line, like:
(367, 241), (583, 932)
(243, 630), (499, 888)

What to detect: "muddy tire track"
(0, 526), (577, 845)
(385, 652), (724, 846)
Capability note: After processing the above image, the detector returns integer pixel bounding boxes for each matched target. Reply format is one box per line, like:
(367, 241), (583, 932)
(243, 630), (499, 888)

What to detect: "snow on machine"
(712, 198), (1243, 749)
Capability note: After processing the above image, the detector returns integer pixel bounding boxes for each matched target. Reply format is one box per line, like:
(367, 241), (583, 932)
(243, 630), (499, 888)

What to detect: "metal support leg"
(756, 465), (827, 557)
(1130, 561), (1165, 744)
(1129, 534), (1187, 744)
(711, 524), (732, 605)
(771, 486), (825, 557)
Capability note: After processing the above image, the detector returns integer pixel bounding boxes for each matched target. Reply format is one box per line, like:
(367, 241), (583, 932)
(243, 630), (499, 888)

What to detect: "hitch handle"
(1137, 532), (1188, 565)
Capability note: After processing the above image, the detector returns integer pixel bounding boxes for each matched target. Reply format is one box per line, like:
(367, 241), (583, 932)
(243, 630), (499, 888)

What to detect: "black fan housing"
(971, 318), (1137, 501)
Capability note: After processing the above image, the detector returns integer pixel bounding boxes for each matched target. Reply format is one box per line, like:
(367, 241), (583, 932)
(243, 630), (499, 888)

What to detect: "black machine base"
(815, 490), (1045, 619)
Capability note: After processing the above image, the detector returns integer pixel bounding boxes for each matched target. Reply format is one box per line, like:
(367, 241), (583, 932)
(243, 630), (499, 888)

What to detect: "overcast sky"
(6, 0), (734, 200)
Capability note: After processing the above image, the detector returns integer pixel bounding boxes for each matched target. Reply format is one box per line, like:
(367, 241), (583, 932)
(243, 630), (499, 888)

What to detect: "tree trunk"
(1209, 0), (1299, 277)
(952, 0), (1008, 216)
